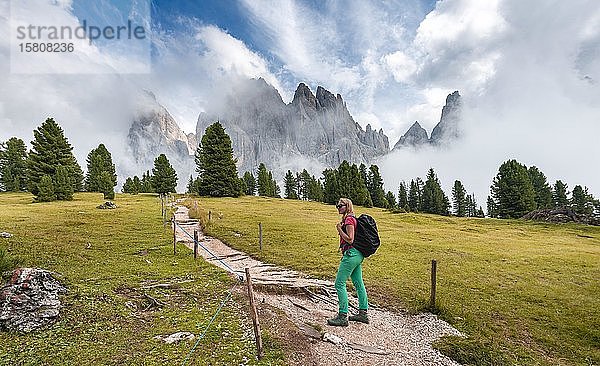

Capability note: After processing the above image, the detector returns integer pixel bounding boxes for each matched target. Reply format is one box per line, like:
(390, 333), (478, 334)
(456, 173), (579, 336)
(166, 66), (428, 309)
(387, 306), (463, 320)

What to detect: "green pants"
(334, 247), (369, 314)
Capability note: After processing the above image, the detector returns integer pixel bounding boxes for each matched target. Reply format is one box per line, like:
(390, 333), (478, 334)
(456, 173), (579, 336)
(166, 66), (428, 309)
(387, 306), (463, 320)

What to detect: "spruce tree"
(85, 144), (117, 192)
(487, 196), (497, 218)
(421, 168), (450, 215)
(367, 165), (387, 208)
(132, 176), (141, 194)
(186, 175), (195, 194)
(195, 122), (240, 197)
(351, 163), (372, 207)
(527, 166), (553, 209)
(398, 182), (409, 211)
(0, 137), (28, 192)
(284, 170), (299, 199)
(36, 175), (56, 202)
(152, 154), (178, 196)
(552, 180), (569, 208)
(26, 118), (82, 200)
(54, 165), (74, 200)
(571, 185), (593, 215)
(306, 175), (323, 201)
(385, 191), (397, 209)
(490, 159), (536, 218)
(299, 169), (311, 200)
(243, 171), (257, 196)
(408, 179), (420, 212)
(123, 177), (133, 193)
(452, 180), (467, 216)
(257, 163), (270, 196)
(99, 171), (115, 200)
(322, 168), (339, 204)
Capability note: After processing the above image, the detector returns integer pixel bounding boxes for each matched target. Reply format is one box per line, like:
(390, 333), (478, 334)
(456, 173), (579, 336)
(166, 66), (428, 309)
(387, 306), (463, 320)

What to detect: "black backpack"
(351, 214), (380, 257)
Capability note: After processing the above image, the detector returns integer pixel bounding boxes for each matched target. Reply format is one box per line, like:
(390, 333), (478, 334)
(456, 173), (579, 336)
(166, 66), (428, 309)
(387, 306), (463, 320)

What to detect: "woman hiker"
(327, 197), (369, 326)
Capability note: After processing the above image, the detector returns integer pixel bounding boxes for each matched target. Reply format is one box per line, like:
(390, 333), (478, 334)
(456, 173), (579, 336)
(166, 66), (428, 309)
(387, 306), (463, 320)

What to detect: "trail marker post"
(245, 268), (263, 360)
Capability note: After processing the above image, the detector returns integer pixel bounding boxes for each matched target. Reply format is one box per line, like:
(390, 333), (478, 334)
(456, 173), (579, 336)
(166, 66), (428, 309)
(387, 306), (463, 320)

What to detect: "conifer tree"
(306, 175), (323, 201)
(54, 165), (74, 200)
(408, 179), (420, 212)
(487, 196), (497, 218)
(0, 137), (28, 192)
(243, 171), (257, 196)
(195, 122), (240, 197)
(36, 175), (56, 202)
(571, 185), (593, 215)
(552, 180), (569, 208)
(527, 166), (553, 209)
(122, 177), (133, 193)
(132, 176), (141, 194)
(26, 118), (83, 200)
(99, 171), (115, 199)
(140, 171), (154, 193)
(284, 170), (299, 199)
(490, 159), (536, 218)
(385, 191), (396, 209)
(257, 163), (271, 196)
(367, 165), (387, 208)
(398, 182), (409, 211)
(452, 180), (467, 216)
(322, 168), (339, 204)
(186, 175), (195, 194)
(350, 163), (372, 207)
(152, 154), (177, 195)
(299, 169), (312, 200)
(421, 168), (450, 215)
(85, 144), (117, 192)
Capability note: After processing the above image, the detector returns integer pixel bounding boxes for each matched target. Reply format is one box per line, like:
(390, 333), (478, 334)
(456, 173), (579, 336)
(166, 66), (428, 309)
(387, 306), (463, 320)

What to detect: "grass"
(0, 192), (285, 365)
(184, 195), (600, 366)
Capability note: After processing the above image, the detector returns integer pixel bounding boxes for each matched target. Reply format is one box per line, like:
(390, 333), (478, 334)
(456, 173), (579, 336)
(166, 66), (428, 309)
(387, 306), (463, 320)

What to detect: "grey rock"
(196, 78), (390, 174)
(0, 232), (12, 238)
(430, 91), (462, 145)
(393, 121), (429, 150)
(0, 268), (67, 332)
(97, 201), (117, 209)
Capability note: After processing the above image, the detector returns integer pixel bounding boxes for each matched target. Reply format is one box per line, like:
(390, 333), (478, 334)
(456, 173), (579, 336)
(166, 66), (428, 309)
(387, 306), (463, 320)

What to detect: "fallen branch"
(289, 298), (310, 311)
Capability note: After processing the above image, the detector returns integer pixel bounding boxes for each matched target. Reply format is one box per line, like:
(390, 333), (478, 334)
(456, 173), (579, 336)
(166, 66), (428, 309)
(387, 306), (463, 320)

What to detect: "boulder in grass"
(0, 268), (67, 332)
(97, 201), (117, 209)
(0, 232), (13, 239)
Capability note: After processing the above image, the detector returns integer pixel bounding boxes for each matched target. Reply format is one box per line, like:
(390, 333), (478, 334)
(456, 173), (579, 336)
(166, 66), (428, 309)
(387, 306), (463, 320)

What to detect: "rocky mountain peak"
(393, 121), (429, 149)
(430, 91), (462, 144)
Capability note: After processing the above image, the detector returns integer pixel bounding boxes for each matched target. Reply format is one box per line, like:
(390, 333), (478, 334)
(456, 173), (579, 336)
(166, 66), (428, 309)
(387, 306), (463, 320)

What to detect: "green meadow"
(1, 192), (598, 365)
(0, 192), (284, 365)
(187, 195), (600, 366)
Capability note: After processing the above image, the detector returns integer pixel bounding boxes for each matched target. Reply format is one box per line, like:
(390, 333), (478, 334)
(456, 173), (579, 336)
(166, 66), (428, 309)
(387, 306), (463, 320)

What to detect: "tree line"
(0, 118), (178, 202)
(2, 119), (599, 219)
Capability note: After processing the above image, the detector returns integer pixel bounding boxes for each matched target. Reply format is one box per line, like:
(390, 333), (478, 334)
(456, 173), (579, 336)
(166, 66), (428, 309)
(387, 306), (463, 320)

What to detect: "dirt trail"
(173, 204), (463, 366)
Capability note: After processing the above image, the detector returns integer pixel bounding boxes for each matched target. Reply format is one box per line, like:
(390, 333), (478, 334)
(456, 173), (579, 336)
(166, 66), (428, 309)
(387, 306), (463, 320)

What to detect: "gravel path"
(173, 205), (463, 366)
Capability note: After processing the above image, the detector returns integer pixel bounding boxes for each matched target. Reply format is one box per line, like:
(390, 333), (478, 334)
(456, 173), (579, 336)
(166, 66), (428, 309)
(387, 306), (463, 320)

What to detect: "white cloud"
(384, 51), (418, 83)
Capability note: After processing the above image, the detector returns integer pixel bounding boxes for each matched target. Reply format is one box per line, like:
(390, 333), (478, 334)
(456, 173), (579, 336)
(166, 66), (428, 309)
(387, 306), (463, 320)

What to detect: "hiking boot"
(348, 309), (369, 324)
(327, 312), (348, 327)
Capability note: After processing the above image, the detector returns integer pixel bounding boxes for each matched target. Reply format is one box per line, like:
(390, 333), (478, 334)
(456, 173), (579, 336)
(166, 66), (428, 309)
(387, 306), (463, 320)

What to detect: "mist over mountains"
(127, 78), (461, 182)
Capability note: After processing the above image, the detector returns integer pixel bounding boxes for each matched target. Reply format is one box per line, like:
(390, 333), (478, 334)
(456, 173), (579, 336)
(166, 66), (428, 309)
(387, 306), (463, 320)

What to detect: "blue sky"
(1, 0), (599, 201)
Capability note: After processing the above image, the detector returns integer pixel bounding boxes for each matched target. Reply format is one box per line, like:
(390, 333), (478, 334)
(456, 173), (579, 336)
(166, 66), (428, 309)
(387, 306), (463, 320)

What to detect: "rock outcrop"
(127, 91), (195, 177)
(196, 79), (390, 174)
(0, 268), (67, 332)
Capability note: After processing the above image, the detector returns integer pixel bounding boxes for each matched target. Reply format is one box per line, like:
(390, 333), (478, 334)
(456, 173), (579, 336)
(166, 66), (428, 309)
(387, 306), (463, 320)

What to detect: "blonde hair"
(338, 197), (354, 219)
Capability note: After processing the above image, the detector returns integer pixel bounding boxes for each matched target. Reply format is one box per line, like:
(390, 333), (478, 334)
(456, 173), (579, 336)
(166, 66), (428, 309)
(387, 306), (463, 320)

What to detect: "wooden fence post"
(172, 213), (176, 255)
(193, 230), (198, 260)
(430, 259), (437, 309)
(245, 268), (263, 360)
(208, 210), (212, 222)
(258, 222), (262, 251)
